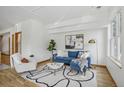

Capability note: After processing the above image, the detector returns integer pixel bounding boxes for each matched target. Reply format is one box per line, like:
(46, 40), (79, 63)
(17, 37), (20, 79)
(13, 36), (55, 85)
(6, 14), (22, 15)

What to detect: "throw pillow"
(77, 51), (83, 58)
(21, 58), (29, 63)
(57, 50), (68, 57)
(80, 52), (90, 59)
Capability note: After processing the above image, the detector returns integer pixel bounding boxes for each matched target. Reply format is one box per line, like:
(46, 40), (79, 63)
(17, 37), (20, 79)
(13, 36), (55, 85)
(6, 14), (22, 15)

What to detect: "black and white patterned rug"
(21, 65), (97, 87)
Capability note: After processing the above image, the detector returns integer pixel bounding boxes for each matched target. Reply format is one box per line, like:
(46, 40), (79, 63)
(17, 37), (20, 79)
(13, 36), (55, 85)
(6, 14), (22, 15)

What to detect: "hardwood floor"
(0, 61), (116, 87)
(0, 68), (37, 87)
(93, 66), (116, 87)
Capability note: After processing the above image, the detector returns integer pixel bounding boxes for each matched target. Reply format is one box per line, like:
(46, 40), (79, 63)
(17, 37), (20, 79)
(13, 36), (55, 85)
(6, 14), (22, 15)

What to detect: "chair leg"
(83, 66), (87, 76)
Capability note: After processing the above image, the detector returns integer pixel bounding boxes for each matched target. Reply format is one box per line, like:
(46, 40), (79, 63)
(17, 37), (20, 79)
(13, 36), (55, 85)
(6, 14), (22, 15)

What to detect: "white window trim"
(108, 56), (122, 69)
(107, 11), (122, 69)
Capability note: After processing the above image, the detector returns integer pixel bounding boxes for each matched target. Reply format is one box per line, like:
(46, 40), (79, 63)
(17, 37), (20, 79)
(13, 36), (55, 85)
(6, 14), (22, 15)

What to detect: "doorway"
(0, 32), (10, 65)
(12, 32), (22, 54)
(15, 32), (22, 53)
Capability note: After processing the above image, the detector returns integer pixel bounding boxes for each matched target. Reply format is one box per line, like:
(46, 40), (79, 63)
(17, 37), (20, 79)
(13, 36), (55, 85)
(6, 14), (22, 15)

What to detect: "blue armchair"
(70, 59), (87, 75)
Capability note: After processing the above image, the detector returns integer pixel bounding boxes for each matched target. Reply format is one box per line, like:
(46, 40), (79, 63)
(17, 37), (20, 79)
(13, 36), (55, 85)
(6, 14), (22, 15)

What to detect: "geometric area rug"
(21, 65), (97, 87)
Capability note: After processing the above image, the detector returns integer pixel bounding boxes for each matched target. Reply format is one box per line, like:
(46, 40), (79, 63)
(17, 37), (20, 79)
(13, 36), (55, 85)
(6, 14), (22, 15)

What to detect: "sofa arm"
(51, 53), (57, 62)
(53, 53), (57, 58)
(53, 53), (57, 56)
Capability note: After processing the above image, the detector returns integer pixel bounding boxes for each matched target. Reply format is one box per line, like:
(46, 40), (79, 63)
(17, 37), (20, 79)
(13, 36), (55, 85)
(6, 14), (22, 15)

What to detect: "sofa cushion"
(56, 56), (73, 61)
(68, 51), (79, 58)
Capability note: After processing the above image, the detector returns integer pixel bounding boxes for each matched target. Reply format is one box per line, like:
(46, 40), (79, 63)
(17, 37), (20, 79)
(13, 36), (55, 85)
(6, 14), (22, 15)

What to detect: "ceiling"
(0, 6), (112, 30)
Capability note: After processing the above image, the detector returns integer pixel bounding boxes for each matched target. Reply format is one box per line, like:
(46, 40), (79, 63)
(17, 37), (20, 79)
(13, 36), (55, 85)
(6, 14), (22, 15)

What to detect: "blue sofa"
(53, 51), (79, 64)
(53, 51), (91, 68)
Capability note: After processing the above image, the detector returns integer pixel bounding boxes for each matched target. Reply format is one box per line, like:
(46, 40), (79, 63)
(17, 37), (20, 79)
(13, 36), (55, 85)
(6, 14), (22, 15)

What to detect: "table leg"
(54, 69), (56, 76)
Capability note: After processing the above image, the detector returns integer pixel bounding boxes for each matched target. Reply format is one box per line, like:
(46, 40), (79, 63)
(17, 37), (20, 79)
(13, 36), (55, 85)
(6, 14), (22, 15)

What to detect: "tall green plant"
(47, 39), (56, 51)
(47, 39), (56, 62)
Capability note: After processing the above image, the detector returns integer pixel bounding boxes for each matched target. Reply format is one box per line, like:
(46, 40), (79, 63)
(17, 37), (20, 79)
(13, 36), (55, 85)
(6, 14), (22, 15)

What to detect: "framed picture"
(65, 34), (84, 49)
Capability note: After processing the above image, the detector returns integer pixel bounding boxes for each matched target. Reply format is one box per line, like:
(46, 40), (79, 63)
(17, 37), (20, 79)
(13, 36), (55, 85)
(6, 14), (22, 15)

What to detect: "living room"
(0, 6), (123, 88)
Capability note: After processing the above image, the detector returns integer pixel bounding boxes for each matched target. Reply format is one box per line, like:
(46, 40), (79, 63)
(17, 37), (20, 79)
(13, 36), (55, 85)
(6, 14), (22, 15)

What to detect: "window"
(110, 12), (121, 64)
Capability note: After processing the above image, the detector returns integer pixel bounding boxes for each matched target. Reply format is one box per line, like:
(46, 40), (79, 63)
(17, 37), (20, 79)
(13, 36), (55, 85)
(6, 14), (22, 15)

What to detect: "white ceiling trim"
(48, 21), (107, 34)
(47, 13), (109, 30)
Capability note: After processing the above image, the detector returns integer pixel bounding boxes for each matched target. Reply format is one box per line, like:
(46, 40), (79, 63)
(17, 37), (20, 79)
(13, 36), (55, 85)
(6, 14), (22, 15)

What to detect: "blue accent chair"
(70, 60), (81, 72)
(70, 58), (89, 75)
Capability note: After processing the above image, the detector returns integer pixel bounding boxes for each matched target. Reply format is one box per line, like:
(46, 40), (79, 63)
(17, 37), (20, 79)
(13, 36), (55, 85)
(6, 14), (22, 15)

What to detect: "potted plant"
(47, 39), (56, 61)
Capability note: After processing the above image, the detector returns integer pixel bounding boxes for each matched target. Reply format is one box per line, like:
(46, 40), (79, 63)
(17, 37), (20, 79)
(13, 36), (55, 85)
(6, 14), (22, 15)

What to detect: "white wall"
(106, 7), (124, 87)
(50, 28), (107, 65)
(0, 19), (50, 63)
(0, 27), (15, 55)
(21, 19), (50, 62)
(1, 32), (10, 52)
